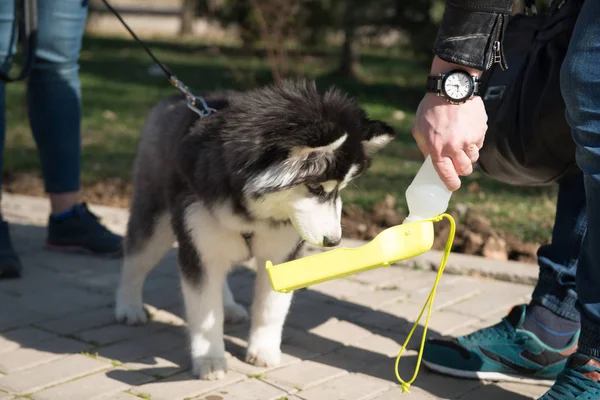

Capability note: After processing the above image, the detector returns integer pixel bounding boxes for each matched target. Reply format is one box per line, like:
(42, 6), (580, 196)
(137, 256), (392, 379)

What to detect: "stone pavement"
(0, 193), (547, 400)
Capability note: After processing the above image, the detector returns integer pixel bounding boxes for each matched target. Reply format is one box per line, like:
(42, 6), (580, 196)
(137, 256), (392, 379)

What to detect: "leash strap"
(0, 0), (38, 83)
(100, 0), (216, 117)
(395, 213), (456, 394)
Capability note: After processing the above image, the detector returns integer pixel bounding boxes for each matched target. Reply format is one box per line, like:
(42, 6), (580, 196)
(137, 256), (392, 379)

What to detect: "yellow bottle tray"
(266, 219), (435, 293)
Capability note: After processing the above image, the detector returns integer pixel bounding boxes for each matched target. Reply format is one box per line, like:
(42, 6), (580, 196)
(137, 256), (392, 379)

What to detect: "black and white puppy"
(114, 79), (395, 380)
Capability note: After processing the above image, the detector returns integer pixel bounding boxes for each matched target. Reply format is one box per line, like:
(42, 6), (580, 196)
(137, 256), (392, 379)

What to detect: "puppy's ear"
(362, 120), (395, 155)
(289, 133), (347, 162)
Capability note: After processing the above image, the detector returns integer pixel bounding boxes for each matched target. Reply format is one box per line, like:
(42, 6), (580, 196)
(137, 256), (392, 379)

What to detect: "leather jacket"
(434, 0), (515, 71)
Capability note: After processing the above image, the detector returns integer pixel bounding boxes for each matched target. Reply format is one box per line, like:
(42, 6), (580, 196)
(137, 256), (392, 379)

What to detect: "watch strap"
(426, 75), (442, 94)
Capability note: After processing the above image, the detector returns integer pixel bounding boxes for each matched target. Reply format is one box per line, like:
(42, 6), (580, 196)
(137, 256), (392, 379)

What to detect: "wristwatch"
(426, 69), (481, 104)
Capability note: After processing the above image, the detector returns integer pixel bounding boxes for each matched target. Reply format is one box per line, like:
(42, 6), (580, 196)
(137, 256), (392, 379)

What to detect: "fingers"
(464, 143), (480, 163)
(431, 155), (462, 191)
(452, 150), (474, 176)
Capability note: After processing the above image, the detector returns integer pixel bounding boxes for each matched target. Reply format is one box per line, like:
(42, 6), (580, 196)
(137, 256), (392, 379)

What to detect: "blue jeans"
(0, 0), (88, 194)
(533, 0), (600, 359)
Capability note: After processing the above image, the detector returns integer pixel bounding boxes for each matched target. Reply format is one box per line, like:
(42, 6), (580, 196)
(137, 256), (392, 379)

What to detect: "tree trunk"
(179, 0), (197, 36)
(338, 7), (359, 78)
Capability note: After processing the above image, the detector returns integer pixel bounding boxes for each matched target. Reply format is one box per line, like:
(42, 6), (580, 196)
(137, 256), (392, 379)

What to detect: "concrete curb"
(2, 192), (539, 286)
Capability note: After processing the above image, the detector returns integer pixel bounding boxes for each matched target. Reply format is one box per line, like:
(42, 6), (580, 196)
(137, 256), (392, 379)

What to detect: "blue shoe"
(45, 203), (123, 258)
(422, 304), (579, 385)
(0, 218), (22, 279)
(538, 353), (600, 399)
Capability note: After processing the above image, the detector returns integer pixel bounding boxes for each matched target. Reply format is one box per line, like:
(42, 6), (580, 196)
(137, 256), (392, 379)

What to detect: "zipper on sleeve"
(487, 14), (508, 71)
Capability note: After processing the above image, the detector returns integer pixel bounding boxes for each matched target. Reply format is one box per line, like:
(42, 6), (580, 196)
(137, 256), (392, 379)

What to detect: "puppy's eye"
(306, 183), (325, 196)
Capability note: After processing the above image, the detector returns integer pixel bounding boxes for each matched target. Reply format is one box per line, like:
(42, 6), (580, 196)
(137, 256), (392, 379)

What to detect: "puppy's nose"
(322, 236), (341, 247)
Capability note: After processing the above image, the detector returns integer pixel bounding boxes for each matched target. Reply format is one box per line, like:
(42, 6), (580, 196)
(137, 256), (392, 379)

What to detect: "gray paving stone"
(226, 344), (315, 377)
(281, 327), (344, 355)
(102, 392), (142, 400)
(444, 280), (532, 318)
(0, 300), (50, 332)
(36, 306), (118, 335)
(334, 331), (406, 359)
(262, 356), (348, 392)
(307, 319), (373, 346)
(286, 298), (363, 331)
(0, 327), (57, 355)
(296, 372), (391, 400)
(31, 369), (153, 400)
(75, 320), (166, 346)
(406, 276), (484, 310)
(456, 382), (542, 400)
(351, 267), (456, 292)
(0, 336), (92, 373)
(12, 286), (112, 317)
(123, 346), (190, 378)
(195, 379), (288, 400)
(310, 279), (373, 300)
(358, 353), (482, 400)
(96, 330), (183, 363)
(0, 263), (76, 297)
(0, 354), (109, 395)
(493, 382), (549, 399)
(369, 385), (437, 399)
(0, 391), (12, 400)
(130, 370), (247, 400)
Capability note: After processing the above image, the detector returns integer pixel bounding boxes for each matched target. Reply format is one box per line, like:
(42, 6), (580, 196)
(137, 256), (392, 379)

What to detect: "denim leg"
(560, 0), (600, 359)
(0, 0), (16, 193)
(531, 172), (586, 323)
(26, 0), (88, 194)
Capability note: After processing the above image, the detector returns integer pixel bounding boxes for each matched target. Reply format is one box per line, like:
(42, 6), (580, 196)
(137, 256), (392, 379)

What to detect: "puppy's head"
(239, 79), (395, 246)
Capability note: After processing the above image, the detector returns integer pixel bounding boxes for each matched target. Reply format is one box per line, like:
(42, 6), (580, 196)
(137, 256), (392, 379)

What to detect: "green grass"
(3, 33), (557, 244)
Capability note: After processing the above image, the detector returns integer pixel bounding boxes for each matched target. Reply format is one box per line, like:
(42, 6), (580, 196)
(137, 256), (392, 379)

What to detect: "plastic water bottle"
(403, 155), (452, 223)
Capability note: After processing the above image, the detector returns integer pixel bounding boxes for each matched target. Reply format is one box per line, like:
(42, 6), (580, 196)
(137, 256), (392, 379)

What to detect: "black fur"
(175, 79), (395, 218)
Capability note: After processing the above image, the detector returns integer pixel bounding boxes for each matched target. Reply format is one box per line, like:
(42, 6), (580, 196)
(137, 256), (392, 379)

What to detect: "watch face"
(442, 71), (474, 102)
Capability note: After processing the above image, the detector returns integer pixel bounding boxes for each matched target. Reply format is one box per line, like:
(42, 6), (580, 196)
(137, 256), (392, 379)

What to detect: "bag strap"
(0, 0), (38, 83)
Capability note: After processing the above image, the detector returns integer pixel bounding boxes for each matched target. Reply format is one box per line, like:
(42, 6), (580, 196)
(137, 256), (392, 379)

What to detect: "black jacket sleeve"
(433, 0), (515, 71)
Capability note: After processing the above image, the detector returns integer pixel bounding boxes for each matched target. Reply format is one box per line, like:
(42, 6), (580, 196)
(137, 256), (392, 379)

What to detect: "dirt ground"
(3, 172), (540, 263)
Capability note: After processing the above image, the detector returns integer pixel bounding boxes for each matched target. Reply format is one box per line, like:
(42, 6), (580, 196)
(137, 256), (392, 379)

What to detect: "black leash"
(0, 0), (38, 83)
(100, 0), (215, 117)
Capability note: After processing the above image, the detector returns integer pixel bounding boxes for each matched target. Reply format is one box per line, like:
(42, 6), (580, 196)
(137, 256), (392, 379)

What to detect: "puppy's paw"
(245, 343), (281, 367)
(192, 356), (228, 380)
(115, 292), (148, 325)
(224, 302), (249, 324)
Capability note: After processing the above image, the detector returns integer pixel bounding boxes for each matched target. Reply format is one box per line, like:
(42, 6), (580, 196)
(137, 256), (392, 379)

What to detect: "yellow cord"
(394, 213), (456, 394)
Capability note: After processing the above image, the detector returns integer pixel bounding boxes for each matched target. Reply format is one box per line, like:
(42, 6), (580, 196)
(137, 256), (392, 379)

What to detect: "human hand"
(411, 57), (488, 191)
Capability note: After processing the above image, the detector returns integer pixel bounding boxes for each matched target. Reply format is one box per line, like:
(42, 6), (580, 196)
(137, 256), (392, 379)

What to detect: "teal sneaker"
(539, 353), (600, 399)
(422, 304), (579, 385)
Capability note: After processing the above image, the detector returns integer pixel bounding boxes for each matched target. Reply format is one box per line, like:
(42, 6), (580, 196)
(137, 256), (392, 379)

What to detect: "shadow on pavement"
(0, 221), (538, 399)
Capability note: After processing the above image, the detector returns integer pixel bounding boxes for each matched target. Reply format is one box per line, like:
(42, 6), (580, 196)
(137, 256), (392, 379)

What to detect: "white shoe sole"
(422, 360), (556, 387)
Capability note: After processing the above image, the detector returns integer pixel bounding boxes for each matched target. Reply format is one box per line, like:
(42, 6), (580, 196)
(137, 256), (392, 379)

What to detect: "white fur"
(115, 213), (175, 325)
(182, 202), (251, 380)
(246, 224), (299, 367)
(363, 133), (393, 155)
(245, 134), (347, 194)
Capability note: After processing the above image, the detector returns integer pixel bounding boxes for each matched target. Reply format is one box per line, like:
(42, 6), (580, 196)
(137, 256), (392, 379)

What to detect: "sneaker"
(45, 203), (123, 257)
(0, 218), (22, 279)
(539, 353), (600, 399)
(422, 304), (579, 385)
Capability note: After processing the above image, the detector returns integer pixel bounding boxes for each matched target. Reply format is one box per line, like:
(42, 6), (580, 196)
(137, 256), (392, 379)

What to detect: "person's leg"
(540, 1), (600, 398)
(0, 0), (21, 279)
(523, 172), (586, 348)
(421, 173), (584, 384)
(26, 0), (122, 256)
